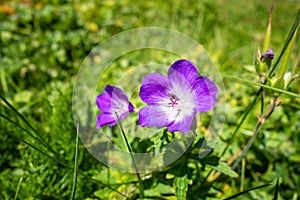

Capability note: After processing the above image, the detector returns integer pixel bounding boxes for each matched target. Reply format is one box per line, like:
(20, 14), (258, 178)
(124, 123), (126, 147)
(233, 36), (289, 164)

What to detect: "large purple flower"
(96, 85), (134, 128)
(138, 60), (218, 134)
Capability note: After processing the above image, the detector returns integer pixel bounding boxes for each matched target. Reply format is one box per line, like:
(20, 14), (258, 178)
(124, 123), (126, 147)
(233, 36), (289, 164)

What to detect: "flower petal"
(168, 60), (198, 85)
(96, 113), (116, 128)
(96, 92), (112, 113)
(168, 112), (196, 134)
(105, 85), (129, 104)
(96, 84), (134, 127)
(138, 105), (176, 127)
(142, 72), (170, 85)
(128, 102), (134, 112)
(140, 73), (170, 105)
(193, 76), (218, 112)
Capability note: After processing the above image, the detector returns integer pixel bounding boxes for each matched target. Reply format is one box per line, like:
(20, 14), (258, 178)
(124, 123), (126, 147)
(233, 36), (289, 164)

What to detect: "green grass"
(1, 0), (300, 199)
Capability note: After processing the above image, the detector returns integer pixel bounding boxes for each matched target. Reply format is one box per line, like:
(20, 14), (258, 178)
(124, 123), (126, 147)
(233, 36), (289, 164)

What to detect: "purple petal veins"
(138, 59), (218, 134)
(96, 85), (133, 128)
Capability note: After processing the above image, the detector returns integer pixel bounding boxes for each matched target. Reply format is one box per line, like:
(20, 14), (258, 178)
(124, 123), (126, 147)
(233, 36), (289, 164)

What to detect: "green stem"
(223, 74), (300, 98)
(240, 158), (245, 192)
(207, 9), (300, 185)
(115, 112), (145, 198)
(261, 87), (265, 115)
(232, 97), (278, 169)
(220, 88), (261, 157)
(14, 176), (23, 200)
(203, 89), (260, 182)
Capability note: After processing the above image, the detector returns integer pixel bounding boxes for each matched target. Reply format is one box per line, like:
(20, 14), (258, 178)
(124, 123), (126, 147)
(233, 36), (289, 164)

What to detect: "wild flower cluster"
(96, 59), (218, 134)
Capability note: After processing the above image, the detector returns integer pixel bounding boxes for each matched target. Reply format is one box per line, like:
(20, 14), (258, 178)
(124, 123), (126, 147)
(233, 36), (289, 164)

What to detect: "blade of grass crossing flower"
(71, 123), (79, 200)
(115, 112), (145, 198)
(269, 9), (300, 76)
(223, 182), (273, 200)
(223, 74), (300, 98)
(273, 178), (279, 200)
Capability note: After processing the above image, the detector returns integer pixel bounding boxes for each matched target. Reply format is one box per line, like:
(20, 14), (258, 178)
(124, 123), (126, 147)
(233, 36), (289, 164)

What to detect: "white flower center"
(167, 87), (196, 119)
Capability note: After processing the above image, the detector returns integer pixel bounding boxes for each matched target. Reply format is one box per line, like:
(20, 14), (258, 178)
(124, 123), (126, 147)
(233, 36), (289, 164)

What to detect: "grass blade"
(13, 176), (23, 200)
(1, 126), (127, 197)
(273, 178), (279, 200)
(223, 182), (273, 200)
(71, 123), (80, 200)
(1, 127), (70, 168)
(269, 9), (300, 76)
(0, 94), (57, 154)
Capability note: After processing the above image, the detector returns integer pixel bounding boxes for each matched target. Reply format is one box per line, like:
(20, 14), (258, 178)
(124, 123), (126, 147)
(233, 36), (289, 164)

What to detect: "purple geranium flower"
(96, 85), (134, 128)
(138, 59), (218, 134)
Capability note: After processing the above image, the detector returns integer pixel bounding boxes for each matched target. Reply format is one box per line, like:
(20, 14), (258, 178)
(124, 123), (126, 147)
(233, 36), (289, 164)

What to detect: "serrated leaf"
(209, 162), (238, 178)
(174, 175), (188, 200)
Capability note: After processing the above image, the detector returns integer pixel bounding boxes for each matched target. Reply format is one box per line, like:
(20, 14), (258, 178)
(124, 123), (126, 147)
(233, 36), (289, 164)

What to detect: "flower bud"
(283, 72), (292, 89)
(260, 49), (274, 68)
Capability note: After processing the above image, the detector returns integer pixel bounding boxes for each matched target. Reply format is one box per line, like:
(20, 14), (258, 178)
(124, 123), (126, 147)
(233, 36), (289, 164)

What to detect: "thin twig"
(232, 97), (278, 169)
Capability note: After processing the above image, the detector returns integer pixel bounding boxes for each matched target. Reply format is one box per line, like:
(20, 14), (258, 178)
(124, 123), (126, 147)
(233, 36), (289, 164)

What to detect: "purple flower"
(96, 85), (134, 128)
(260, 49), (274, 61)
(138, 59), (218, 134)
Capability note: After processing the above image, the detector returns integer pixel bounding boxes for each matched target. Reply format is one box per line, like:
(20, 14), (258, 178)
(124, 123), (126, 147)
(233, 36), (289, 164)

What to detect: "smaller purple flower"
(260, 49), (274, 61)
(138, 59), (218, 134)
(96, 85), (134, 128)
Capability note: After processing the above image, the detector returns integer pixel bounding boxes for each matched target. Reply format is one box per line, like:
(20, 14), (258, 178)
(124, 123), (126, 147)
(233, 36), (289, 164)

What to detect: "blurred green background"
(1, 0), (300, 199)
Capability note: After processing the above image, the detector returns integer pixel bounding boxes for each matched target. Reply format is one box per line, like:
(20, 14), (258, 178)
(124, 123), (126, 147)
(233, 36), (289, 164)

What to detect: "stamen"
(168, 93), (180, 107)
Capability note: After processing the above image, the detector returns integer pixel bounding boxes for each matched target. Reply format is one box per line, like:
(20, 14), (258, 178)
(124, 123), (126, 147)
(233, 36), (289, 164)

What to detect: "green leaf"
(144, 183), (174, 197)
(209, 162), (238, 178)
(174, 175), (188, 200)
(14, 90), (33, 103)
